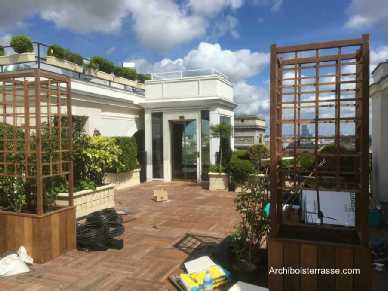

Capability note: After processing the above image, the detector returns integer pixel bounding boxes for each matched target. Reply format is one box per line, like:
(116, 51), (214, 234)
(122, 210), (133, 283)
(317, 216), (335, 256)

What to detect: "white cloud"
(234, 81), (269, 117)
(371, 46), (388, 72)
(134, 42), (269, 83)
(126, 0), (207, 51)
(252, 0), (283, 12)
(345, 0), (388, 33)
(0, 34), (11, 46)
(188, 0), (244, 16)
(132, 42), (269, 116)
(0, 0), (248, 51)
(212, 15), (240, 39)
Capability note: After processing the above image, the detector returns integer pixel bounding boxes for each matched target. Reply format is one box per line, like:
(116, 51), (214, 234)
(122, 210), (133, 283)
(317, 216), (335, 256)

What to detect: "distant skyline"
(0, 0), (387, 121)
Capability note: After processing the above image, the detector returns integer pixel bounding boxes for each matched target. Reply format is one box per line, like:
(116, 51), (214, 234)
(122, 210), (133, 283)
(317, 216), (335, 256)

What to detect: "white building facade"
(142, 70), (236, 182)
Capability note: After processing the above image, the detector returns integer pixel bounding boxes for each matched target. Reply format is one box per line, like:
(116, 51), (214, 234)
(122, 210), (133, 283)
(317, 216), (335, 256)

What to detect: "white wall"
(371, 63), (388, 204)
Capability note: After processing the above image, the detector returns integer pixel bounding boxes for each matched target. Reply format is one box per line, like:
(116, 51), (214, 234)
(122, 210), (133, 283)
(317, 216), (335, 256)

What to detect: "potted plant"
(104, 136), (141, 190)
(208, 123), (232, 191)
(46, 44), (83, 73)
(113, 66), (138, 86)
(0, 35), (35, 65)
(56, 134), (120, 218)
(86, 56), (114, 81)
(229, 151), (255, 192)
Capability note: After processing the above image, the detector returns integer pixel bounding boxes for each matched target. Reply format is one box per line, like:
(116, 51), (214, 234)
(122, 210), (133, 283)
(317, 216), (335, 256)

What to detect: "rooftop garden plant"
(229, 151), (255, 187)
(0, 46), (4, 56)
(114, 66), (137, 80)
(89, 56), (115, 74)
(210, 123), (233, 171)
(110, 136), (139, 173)
(47, 44), (66, 59)
(10, 35), (33, 53)
(247, 144), (269, 170)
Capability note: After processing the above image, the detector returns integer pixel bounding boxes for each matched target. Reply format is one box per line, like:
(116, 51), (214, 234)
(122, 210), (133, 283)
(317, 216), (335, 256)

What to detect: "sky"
(0, 0), (388, 122)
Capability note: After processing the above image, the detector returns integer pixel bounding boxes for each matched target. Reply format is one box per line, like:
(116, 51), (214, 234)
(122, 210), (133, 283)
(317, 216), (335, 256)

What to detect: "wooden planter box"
(268, 237), (371, 291)
(0, 52), (35, 65)
(56, 184), (115, 218)
(0, 207), (76, 264)
(208, 172), (229, 191)
(104, 168), (141, 191)
(86, 68), (114, 81)
(46, 56), (83, 73)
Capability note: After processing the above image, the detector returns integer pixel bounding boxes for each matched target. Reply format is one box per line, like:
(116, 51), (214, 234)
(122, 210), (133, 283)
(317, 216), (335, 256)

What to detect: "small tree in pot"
(210, 123), (232, 171)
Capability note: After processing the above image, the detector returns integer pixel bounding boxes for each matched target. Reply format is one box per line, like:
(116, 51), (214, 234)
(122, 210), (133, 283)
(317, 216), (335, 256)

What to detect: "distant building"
(234, 115), (266, 149)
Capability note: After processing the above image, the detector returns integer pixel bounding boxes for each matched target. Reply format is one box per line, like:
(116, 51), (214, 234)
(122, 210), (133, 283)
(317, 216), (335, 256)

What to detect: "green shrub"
(247, 144), (269, 169)
(47, 44), (65, 59)
(229, 152), (255, 186)
(10, 35), (33, 53)
(0, 177), (27, 212)
(0, 46), (4, 56)
(64, 50), (83, 66)
(114, 66), (137, 80)
(296, 152), (315, 173)
(209, 164), (225, 173)
(79, 135), (121, 186)
(89, 56), (114, 74)
(111, 136), (138, 173)
(137, 73), (151, 83)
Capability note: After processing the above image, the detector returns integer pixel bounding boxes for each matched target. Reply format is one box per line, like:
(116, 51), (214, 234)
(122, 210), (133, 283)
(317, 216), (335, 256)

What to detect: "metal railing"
(0, 42), (145, 96)
(150, 68), (229, 82)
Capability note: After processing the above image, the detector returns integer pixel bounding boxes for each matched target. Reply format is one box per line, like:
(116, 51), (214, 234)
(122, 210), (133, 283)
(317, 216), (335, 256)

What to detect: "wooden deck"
(0, 181), (239, 290)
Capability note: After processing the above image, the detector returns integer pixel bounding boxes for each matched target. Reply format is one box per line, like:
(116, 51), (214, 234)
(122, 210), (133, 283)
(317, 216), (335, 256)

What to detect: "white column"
(144, 110), (153, 181)
(163, 113), (171, 182)
(209, 109), (220, 165)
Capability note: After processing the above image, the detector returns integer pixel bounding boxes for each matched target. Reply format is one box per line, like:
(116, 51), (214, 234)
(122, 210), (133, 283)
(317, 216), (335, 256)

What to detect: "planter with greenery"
(56, 134), (121, 218)
(0, 35), (35, 65)
(46, 44), (83, 73)
(230, 174), (270, 272)
(229, 151), (255, 192)
(208, 123), (232, 191)
(104, 136), (141, 190)
(85, 56), (114, 81)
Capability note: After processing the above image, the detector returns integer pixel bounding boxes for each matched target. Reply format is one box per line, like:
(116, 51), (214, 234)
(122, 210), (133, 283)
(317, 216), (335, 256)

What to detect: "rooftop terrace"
(0, 42), (145, 96)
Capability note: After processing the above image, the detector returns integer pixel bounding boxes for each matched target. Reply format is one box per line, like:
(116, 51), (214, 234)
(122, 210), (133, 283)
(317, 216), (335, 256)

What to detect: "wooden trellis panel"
(0, 69), (74, 214)
(268, 35), (371, 291)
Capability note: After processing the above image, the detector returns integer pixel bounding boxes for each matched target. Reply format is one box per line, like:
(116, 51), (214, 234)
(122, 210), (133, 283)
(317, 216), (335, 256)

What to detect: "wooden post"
(34, 69), (43, 215)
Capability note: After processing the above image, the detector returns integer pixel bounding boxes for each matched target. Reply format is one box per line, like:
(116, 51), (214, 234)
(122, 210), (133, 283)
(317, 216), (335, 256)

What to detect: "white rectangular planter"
(55, 184), (115, 218)
(46, 56), (83, 73)
(104, 168), (141, 191)
(86, 68), (114, 81)
(208, 172), (229, 191)
(0, 52), (35, 65)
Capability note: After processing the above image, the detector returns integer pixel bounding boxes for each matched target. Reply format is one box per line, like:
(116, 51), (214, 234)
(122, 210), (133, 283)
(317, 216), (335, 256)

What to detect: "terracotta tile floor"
(0, 181), (239, 291)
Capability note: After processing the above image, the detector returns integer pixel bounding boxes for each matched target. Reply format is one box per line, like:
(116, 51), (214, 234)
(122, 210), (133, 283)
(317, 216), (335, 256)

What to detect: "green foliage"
(110, 137), (138, 173)
(0, 46), (4, 56)
(247, 144), (269, 169)
(114, 66), (137, 80)
(89, 56), (114, 74)
(47, 44), (65, 59)
(75, 180), (96, 192)
(296, 152), (315, 172)
(137, 73), (151, 83)
(229, 152), (255, 186)
(209, 164), (225, 173)
(47, 44), (83, 66)
(79, 135), (121, 186)
(64, 50), (83, 66)
(233, 175), (270, 263)
(319, 143), (355, 172)
(10, 35), (33, 53)
(0, 177), (27, 212)
(210, 123), (233, 169)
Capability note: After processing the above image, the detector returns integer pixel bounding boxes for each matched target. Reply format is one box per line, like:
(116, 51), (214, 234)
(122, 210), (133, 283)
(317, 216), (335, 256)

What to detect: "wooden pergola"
(268, 35), (371, 290)
(0, 69), (74, 214)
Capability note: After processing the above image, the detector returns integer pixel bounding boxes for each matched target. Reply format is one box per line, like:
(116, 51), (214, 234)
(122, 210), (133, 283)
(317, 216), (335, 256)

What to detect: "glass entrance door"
(171, 120), (197, 180)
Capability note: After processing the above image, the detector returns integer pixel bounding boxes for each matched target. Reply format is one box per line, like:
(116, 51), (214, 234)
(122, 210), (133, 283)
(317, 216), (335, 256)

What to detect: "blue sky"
(1, 0), (387, 118)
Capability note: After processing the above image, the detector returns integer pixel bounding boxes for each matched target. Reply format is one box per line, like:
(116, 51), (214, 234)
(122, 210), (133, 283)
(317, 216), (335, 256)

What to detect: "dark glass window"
(201, 110), (210, 181)
(152, 112), (163, 178)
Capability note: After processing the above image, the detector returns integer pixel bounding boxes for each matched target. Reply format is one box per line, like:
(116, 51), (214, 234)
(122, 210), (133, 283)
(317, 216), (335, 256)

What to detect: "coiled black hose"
(77, 208), (124, 251)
